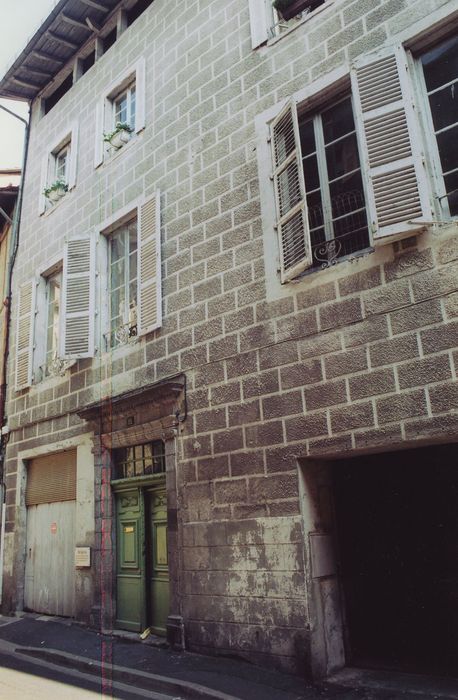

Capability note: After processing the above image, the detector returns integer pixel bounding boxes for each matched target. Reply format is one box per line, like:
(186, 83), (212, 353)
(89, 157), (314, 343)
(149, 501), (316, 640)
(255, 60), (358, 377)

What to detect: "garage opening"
(333, 444), (458, 678)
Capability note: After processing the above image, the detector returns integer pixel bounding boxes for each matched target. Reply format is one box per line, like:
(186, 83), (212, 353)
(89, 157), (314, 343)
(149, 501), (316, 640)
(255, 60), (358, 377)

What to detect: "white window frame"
(113, 81), (136, 130)
(106, 215), (139, 350)
(249, 0), (331, 48)
(409, 36), (458, 221)
(94, 58), (146, 168)
(38, 122), (79, 215)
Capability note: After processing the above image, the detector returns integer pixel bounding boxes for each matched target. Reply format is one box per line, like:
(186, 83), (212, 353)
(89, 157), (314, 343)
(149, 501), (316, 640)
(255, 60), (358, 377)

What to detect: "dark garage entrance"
(333, 444), (458, 678)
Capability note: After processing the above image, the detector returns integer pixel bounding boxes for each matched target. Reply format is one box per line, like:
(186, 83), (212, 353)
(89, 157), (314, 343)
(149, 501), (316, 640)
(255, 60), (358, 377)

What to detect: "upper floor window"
(114, 82), (136, 131)
(55, 144), (70, 183)
(299, 97), (369, 269)
(419, 34), (458, 217)
(107, 218), (138, 349)
(249, 0), (328, 48)
(39, 124), (79, 215)
(44, 269), (62, 377)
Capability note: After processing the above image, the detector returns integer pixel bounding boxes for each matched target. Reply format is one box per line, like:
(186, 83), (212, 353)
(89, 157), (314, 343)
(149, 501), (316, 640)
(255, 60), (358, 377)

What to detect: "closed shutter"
(249, 0), (269, 49)
(352, 46), (431, 242)
(26, 450), (76, 506)
(15, 280), (35, 390)
(61, 237), (95, 358)
(271, 100), (312, 283)
(135, 58), (146, 133)
(137, 191), (162, 336)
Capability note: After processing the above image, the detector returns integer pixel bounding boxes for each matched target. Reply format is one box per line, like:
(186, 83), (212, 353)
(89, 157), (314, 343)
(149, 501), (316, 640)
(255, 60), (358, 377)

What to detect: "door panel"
(147, 489), (169, 634)
(24, 500), (76, 616)
(115, 490), (145, 631)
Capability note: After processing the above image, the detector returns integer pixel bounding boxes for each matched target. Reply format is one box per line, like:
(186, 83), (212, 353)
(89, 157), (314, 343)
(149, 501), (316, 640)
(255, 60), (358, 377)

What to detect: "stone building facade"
(0, 0), (457, 681)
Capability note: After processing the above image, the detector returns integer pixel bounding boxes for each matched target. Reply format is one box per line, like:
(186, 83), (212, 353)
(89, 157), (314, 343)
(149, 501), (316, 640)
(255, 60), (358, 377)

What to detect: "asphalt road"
(0, 648), (185, 700)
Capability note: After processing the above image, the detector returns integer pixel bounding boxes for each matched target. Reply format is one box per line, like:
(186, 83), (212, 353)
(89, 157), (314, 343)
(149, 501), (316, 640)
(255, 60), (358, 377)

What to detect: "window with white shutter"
(61, 237), (96, 359)
(15, 280), (35, 390)
(351, 46), (432, 241)
(39, 123), (79, 214)
(94, 58), (146, 168)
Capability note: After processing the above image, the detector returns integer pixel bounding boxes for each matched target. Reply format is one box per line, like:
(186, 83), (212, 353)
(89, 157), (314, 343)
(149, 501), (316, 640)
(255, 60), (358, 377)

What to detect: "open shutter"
(271, 100), (311, 283)
(137, 191), (161, 336)
(61, 237), (95, 359)
(94, 100), (104, 168)
(15, 280), (35, 390)
(352, 46), (431, 242)
(135, 58), (146, 133)
(38, 155), (48, 215)
(249, 0), (269, 49)
(67, 122), (79, 190)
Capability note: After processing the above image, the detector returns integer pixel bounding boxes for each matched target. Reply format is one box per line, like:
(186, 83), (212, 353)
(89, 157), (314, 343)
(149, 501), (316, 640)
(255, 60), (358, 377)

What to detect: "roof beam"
(79, 0), (110, 11)
(46, 30), (80, 50)
(23, 65), (54, 78)
(31, 49), (65, 64)
(11, 76), (42, 90)
(61, 13), (93, 31)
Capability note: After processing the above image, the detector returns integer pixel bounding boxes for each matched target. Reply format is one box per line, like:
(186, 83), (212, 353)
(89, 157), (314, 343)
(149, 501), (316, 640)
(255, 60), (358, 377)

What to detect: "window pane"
(428, 82), (458, 131)
(115, 93), (128, 123)
(329, 170), (366, 218)
(444, 170), (458, 216)
(299, 119), (316, 157)
(436, 124), (458, 174)
(421, 35), (458, 92)
(326, 133), (360, 181)
(322, 98), (355, 144)
(303, 153), (320, 192)
(128, 222), (137, 253)
(306, 189), (324, 230)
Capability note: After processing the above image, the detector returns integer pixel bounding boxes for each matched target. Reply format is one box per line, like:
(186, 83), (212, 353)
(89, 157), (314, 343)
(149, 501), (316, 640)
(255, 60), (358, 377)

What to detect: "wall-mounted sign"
(75, 546), (91, 568)
(50, 522), (57, 534)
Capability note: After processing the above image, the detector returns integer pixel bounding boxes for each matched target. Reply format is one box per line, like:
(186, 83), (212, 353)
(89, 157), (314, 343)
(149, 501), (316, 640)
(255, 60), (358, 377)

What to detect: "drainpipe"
(0, 102), (30, 605)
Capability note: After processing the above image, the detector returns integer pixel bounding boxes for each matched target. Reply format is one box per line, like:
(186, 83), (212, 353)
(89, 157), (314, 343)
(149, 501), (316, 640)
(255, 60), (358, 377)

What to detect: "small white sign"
(75, 546), (91, 568)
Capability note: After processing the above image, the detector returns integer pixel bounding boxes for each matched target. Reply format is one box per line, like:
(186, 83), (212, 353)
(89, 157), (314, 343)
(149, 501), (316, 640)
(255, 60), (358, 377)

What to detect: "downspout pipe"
(0, 103), (31, 477)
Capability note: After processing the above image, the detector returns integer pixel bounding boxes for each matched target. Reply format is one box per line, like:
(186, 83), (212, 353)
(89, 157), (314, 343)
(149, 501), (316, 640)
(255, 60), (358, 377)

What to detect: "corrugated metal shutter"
(271, 99), (312, 283)
(26, 450), (77, 506)
(351, 46), (432, 242)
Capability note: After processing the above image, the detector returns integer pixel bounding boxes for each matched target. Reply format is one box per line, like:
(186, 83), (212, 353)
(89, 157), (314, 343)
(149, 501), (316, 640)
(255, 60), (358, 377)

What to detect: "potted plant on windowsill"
(272, 0), (311, 21)
(104, 122), (134, 150)
(43, 179), (68, 203)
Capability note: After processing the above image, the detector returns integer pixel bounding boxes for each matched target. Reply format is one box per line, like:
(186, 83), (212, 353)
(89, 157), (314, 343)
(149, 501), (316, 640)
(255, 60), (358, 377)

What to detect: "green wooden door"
(146, 488), (169, 635)
(115, 489), (145, 631)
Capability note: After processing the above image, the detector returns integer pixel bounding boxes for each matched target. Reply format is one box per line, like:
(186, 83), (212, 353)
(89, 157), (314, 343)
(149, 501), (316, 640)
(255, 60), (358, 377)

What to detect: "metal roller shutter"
(26, 450), (76, 506)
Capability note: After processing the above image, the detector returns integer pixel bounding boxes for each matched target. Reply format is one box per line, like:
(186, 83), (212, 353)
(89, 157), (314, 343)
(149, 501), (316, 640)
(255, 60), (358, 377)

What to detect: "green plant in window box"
(104, 121), (134, 149)
(43, 179), (68, 203)
(272, 0), (313, 21)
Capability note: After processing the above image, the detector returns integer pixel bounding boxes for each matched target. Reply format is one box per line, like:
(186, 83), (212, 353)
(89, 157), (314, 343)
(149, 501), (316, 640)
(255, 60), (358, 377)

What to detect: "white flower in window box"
(104, 121), (134, 150)
(43, 179), (68, 203)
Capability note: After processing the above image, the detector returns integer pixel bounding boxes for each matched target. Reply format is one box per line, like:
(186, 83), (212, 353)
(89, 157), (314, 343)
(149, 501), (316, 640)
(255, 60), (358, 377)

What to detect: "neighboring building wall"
(1, 0), (457, 677)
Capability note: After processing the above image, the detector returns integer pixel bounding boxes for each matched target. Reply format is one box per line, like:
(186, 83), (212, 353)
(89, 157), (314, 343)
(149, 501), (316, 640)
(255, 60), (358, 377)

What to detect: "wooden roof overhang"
(0, 0), (121, 102)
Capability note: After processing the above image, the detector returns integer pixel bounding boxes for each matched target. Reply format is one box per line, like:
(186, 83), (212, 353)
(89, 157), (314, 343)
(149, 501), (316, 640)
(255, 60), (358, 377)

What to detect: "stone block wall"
(2, 0), (458, 675)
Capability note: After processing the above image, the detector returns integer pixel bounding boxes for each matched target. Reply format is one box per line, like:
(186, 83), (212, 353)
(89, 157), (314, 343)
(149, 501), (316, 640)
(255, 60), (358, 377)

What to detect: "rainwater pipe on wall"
(0, 102), (30, 605)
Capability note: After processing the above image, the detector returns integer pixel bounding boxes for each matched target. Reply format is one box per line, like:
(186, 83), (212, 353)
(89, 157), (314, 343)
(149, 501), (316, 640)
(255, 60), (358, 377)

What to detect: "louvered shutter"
(352, 46), (431, 242)
(67, 122), (79, 190)
(271, 100), (311, 283)
(94, 99), (104, 168)
(137, 191), (162, 336)
(38, 155), (48, 215)
(135, 58), (146, 133)
(61, 237), (95, 358)
(15, 280), (35, 390)
(249, 0), (269, 49)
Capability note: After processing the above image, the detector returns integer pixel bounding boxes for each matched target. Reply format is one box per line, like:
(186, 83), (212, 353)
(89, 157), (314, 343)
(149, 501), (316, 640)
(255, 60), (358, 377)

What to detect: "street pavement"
(0, 614), (456, 700)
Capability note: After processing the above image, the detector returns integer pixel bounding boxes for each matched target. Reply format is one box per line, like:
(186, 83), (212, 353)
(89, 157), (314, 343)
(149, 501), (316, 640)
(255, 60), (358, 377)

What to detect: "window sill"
(97, 130), (142, 169)
(267, 1), (333, 46)
(41, 189), (73, 217)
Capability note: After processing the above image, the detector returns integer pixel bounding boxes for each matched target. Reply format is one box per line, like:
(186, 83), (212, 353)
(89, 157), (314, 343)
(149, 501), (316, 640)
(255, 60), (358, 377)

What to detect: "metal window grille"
(112, 441), (166, 480)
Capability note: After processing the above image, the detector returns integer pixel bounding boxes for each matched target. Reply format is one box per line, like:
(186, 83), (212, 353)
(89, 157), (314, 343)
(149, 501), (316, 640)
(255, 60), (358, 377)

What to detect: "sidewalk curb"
(16, 646), (242, 700)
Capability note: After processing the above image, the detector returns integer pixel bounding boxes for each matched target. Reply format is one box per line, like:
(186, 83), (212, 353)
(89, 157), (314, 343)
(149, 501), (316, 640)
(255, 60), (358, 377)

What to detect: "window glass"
(55, 145), (69, 182)
(45, 271), (62, 375)
(421, 35), (458, 216)
(108, 219), (138, 348)
(112, 441), (166, 480)
(114, 83), (136, 129)
(300, 96), (370, 267)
